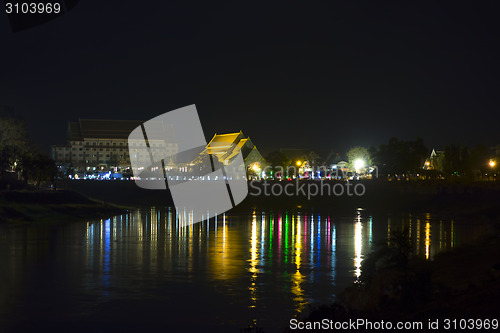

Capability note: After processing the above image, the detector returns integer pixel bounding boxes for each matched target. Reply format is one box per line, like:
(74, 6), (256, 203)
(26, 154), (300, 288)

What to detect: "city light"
(490, 160), (496, 168)
(354, 159), (365, 172)
(296, 160), (301, 166)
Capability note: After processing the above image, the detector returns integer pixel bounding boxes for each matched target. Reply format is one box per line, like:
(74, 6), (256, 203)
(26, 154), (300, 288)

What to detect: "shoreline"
(0, 189), (130, 224)
(57, 179), (500, 222)
(281, 226), (500, 333)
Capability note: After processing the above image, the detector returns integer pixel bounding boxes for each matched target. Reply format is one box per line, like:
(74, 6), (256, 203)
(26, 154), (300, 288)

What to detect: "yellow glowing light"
(425, 222), (431, 260)
(252, 163), (260, 171)
(490, 160), (496, 168)
(425, 161), (430, 166)
(249, 213), (258, 307)
(296, 160), (301, 166)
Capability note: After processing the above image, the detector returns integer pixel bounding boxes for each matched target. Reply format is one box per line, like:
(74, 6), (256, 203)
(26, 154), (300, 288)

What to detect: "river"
(0, 208), (479, 332)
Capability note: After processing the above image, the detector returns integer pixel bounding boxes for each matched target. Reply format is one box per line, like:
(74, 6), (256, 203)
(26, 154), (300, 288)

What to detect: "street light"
(296, 160), (301, 166)
(354, 159), (365, 173)
(490, 160), (496, 168)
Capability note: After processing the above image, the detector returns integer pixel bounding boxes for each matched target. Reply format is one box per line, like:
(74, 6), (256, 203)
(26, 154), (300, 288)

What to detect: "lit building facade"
(52, 119), (178, 174)
(52, 122), (261, 179)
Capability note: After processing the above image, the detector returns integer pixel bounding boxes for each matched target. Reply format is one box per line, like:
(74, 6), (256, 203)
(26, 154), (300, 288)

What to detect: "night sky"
(1, 1), (499, 156)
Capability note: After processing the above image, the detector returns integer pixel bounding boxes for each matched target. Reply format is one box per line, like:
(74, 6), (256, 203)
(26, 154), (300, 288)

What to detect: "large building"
(52, 121), (262, 179)
(52, 119), (178, 174)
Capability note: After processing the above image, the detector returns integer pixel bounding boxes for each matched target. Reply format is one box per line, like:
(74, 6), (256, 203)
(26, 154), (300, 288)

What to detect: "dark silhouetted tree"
(264, 151), (291, 178)
(372, 137), (428, 175)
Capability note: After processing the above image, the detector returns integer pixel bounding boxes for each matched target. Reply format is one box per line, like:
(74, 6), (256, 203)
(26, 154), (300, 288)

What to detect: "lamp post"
(487, 159), (496, 181)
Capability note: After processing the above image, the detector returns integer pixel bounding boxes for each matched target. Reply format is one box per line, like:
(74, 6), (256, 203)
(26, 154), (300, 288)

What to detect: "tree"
(408, 137), (428, 171)
(470, 144), (489, 178)
(0, 116), (30, 175)
(0, 115), (58, 187)
(371, 137), (428, 175)
(264, 151), (292, 178)
(346, 146), (372, 171)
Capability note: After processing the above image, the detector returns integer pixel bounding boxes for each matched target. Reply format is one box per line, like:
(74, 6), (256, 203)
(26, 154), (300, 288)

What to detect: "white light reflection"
(354, 216), (363, 279)
(331, 221), (336, 284)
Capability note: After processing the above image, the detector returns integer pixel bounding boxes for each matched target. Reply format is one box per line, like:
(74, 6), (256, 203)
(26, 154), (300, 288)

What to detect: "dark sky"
(1, 1), (499, 156)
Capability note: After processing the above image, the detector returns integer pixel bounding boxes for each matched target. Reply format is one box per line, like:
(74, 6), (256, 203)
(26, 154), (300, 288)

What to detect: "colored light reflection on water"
(0, 209), (473, 332)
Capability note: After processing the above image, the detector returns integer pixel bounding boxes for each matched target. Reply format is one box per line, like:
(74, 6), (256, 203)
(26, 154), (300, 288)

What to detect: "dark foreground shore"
(278, 226), (500, 333)
(0, 190), (129, 224)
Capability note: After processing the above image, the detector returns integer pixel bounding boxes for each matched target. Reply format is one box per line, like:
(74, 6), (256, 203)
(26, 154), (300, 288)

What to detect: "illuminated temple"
(193, 131), (264, 169)
(52, 120), (263, 177)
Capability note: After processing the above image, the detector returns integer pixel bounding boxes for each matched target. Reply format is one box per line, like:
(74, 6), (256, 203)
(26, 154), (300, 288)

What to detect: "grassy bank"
(0, 189), (130, 224)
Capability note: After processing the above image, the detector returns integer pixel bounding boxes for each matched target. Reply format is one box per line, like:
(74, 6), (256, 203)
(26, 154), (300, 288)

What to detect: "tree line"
(0, 115), (58, 188)
(263, 137), (496, 180)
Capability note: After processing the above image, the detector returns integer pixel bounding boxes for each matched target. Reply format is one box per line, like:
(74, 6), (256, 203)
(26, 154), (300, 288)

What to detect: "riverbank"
(0, 190), (130, 224)
(60, 179), (500, 222)
(279, 213), (500, 332)
(61, 178), (498, 202)
(240, 180), (500, 216)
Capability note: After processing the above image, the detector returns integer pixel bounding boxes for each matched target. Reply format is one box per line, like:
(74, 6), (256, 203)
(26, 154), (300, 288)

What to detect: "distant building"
(335, 161), (348, 172)
(52, 119), (178, 174)
(52, 122), (262, 179)
(423, 149), (444, 171)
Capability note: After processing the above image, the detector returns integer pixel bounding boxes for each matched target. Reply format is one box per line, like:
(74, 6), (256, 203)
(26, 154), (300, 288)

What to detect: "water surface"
(0, 208), (478, 332)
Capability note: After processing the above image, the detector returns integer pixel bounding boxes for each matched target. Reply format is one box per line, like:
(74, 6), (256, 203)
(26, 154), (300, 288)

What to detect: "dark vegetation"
(0, 115), (127, 223)
(264, 137), (497, 180)
(0, 115), (58, 188)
